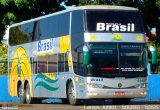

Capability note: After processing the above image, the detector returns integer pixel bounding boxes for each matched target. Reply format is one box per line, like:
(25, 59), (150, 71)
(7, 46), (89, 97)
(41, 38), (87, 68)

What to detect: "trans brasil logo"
(37, 38), (54, 54)
(96, 23), (135, 32)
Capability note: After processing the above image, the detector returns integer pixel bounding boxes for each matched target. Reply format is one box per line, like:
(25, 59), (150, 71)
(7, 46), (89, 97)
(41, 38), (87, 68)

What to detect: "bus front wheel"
(68, 82), (81, 105)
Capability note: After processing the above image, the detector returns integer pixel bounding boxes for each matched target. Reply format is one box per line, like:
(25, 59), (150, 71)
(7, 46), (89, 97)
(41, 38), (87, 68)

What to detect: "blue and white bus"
(8, 6), (153, 105)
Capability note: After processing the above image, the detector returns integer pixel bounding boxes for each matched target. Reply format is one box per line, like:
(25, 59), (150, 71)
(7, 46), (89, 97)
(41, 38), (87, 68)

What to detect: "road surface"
(0, 100), (160, 110)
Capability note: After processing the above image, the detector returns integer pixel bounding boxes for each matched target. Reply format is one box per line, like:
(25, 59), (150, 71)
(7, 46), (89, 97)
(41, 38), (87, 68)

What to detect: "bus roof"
(80, 5), (138, 10)
(9, 5), (138, 28)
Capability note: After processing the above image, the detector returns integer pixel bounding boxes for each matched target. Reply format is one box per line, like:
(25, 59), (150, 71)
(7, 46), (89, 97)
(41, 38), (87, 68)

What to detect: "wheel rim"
(71, 88), (75, 99)
(26, 86), (31, 103)
(26, 91), (30, 101)
(18, 86), (24, 98)
(69, 83), (75, 100)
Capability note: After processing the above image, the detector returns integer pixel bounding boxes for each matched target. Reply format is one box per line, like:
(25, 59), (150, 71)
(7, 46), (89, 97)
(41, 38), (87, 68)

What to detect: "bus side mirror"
(83, 45), (89, 65)
(151, 51), (157, 64)
(148, 46), (157, 64)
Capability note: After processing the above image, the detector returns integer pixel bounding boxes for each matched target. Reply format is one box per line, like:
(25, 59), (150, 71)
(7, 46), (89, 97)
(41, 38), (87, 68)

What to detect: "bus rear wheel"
(25, 83), (35, 104)
(18, 84), (26, 104)
(68, 82), (81, 105)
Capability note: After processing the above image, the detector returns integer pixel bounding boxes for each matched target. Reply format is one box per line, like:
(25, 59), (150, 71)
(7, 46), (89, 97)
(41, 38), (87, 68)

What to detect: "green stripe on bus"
(35, 73), (58, 83)
(35, 81), (59, 91)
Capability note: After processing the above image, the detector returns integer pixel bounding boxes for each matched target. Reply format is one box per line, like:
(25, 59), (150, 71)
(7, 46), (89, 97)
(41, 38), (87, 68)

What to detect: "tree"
(0, 0), (62, 41)
(1, 0), (160, 46)
(0, 0), (62, 75)
(0, 44), (7, 75)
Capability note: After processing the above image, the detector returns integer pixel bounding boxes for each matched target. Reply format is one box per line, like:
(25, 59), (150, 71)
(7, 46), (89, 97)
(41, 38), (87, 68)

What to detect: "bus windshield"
(85, 10), (144, 33)
(88, 43), (147, 78)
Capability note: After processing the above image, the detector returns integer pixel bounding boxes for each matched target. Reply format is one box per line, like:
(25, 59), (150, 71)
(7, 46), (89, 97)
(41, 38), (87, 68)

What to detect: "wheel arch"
(17, 80), (30, 96)
(17, 80), (22, 96)
(66, 79), (72, 98)
(24, 80), (29, 90)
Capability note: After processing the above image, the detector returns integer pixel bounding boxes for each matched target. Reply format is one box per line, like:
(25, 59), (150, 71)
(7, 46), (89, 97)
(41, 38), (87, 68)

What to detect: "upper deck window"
(85, 9), (144, 33)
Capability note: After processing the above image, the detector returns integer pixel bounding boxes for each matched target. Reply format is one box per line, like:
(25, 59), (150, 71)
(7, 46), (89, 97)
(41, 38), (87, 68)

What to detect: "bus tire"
(25, 83), (35, 104)
(68, 82), (81, 105)
(18, 84), (26, 104)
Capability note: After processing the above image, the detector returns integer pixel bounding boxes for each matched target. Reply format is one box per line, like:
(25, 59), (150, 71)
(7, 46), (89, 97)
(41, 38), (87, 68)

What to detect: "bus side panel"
(32, 35), (72, 98)
(33, 72), (68, 98)
(8, 45), (33, 97)
(8, 59), (17, 96)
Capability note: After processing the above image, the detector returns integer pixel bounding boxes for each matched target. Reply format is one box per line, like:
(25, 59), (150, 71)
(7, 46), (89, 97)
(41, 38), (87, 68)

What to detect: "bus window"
(89, 43), (119, 76)
(58, 54), (65, 72)
(71, 11), (84, 34)
(32, 21), (41, 41)
(77, 45), (85, 75)
(48, 54), (58, 72)
(59, 13), (70, 36)
(58, 53), (69, 72)
(31, 57), (38, 74)
(9, 22), (34, 45)
(39, 18), (49, 40)
(38, 56), (47, 73)
(48, 16), (59, 38)
(38, 54), (57, 73)
(85, 10), (144, 33)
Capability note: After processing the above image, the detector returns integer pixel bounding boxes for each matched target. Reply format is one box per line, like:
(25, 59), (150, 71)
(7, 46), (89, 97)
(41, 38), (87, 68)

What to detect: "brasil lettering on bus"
(96, 23), (135, 32)
(38, 38), (54, 54)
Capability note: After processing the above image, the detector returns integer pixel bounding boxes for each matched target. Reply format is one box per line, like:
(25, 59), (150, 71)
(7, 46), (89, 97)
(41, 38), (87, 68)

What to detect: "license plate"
(115, 91), (125, 96)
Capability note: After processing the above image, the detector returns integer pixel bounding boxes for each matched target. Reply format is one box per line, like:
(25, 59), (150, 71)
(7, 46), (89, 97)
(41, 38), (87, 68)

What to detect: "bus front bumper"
(80, 88), (147, 99)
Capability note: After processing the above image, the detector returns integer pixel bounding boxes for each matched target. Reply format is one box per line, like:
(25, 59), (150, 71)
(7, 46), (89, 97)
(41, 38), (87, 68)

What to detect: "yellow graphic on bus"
(60, 35), (70, 53)
(136, 36), (143, 41)
(113, 34), (122, 41)
(60, 35), (72, 67)
(43, 73), (56, 80)
(90, 36), (97, 41)
(9, 47), (32, 96)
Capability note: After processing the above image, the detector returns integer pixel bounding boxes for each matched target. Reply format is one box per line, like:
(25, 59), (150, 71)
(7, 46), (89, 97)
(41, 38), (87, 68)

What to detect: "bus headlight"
(87, 83), (104, 88)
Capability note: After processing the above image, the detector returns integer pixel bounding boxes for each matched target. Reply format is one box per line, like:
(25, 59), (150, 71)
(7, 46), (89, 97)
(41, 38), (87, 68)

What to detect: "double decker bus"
(8, 6), (150, 105)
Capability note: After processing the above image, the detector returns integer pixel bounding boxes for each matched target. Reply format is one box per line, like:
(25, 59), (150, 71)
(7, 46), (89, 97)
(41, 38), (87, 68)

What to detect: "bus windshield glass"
(85, 10), (144, 33)
(89, 43), (119, 75)
(88, 43), (147, 78)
